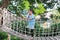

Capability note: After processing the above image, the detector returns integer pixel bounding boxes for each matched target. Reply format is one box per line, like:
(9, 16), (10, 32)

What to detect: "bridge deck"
(1, 26), (60, 40)
(34, 36), (60, 40)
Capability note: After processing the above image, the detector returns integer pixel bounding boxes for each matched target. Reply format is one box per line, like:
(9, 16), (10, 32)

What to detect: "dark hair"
(29, 8), (33, 11)
(29, 8), (34, 13)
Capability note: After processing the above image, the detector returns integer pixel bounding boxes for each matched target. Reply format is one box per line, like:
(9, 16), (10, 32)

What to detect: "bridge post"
(8, 34), (11, 40)
(0, 8), (3, 27)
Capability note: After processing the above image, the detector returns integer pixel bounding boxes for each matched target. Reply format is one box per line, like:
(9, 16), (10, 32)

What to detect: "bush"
(0, 32), (8, 40)
(58, 8), (60, 13)
(11, 35), (23, 40)
(33, 3), (46, 16)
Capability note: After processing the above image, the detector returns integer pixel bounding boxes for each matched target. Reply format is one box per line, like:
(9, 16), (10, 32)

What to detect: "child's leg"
(31, 29), (34, 37)
(26, 28), (29, 34)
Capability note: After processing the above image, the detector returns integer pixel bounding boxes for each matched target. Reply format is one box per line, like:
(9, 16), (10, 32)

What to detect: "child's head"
(28, 9), (33, 15)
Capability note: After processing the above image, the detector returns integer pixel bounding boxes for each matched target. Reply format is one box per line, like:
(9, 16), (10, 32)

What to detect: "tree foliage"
(0, 31), (23, 40)
(58, 8), (60, 13)
(33, 3), (46, 16)
(7, 0), (46, 16)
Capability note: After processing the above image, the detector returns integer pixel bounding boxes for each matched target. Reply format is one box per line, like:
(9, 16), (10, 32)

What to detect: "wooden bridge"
(0, 8), (60, 40)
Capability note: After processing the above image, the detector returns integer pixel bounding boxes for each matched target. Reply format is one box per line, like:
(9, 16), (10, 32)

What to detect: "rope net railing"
(10, 19), (60, 37)
(0, 8), (60, 40)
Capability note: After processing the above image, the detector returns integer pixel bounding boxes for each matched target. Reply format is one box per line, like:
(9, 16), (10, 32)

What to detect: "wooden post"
(0, 8), (3, 27)
(8, 34), (11, 40)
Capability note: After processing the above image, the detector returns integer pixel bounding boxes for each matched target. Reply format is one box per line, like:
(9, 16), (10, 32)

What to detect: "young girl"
(26, 9), (35, 37)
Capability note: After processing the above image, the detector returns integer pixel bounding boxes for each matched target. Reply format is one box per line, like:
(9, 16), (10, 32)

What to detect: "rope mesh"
(9, 14), (60, 37)
(1, 8), (60, 40)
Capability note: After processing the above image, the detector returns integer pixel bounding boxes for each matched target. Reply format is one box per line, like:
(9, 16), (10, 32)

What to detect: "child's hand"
(22, 17), (27, 21)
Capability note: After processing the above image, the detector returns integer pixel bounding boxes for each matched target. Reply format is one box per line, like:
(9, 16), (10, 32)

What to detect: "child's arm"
(28, 15), (35, 20)
(27, 18), (33, 20)
(20, 14), (27, 20)
(27, 17), (34, 20)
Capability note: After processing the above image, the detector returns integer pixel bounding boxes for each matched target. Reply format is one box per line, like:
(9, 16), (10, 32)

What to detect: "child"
(26, 9), (35, 37)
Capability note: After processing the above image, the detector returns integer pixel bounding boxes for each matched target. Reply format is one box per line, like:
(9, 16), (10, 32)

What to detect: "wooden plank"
(34, 37), (38, 40)
(54, 36), (60, 40)
(34, 37), (42, 40)
(41, 37), (46, 40)
(46, 37), (51, 40)
(37, 37), (42, 40)
(49, 37), (56, 40)
(58, 34), (60, 36)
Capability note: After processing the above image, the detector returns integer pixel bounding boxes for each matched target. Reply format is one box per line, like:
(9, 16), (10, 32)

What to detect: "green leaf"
(23, 1), (30, 10)
(33, 3), (46, 16)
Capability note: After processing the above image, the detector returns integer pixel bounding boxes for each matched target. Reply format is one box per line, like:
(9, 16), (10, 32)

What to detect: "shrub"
(0, 32), (8, 40)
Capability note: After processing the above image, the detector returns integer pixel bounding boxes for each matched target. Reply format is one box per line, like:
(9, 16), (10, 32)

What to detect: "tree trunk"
(0, 0), (9, 8)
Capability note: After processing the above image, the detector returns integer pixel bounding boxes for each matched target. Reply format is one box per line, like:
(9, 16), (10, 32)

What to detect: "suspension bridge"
(0, 8), (60, 40)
